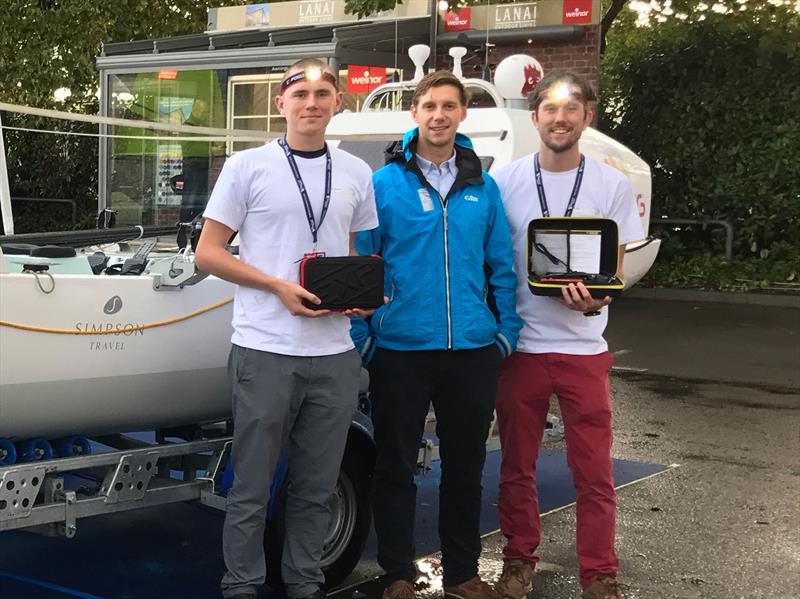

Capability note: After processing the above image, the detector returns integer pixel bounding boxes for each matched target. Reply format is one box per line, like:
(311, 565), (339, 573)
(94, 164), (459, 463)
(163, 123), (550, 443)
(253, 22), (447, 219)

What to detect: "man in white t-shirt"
(196, 58), (378, 599)
(491, 72), (644, 599)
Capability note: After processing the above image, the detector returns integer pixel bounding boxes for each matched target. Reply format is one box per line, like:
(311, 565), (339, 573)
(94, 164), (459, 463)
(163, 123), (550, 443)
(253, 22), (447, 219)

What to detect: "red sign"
(158, 69), (179, 80)
(347, 65), (387, 93)
(562, 0), (593, 24)
(444, 7), (471, 32)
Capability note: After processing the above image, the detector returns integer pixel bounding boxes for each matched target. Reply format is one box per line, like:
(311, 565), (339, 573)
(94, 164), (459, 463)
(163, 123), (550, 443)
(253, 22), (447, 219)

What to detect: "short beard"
(542, 135), (579, 154)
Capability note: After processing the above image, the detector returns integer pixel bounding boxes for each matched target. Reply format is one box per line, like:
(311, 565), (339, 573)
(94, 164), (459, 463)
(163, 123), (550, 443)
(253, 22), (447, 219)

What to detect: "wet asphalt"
(333, 297), (800, 599)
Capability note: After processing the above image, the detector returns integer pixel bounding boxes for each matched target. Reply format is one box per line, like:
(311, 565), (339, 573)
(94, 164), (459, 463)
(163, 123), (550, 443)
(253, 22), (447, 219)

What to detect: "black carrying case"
(299, 255), (384, 310)
(527, 217), (624, 298)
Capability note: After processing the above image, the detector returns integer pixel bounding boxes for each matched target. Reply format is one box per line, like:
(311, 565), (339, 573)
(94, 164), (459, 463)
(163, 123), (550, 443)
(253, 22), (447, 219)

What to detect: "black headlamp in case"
(299, 254), (384, 310)
(527, 217), (624, 298)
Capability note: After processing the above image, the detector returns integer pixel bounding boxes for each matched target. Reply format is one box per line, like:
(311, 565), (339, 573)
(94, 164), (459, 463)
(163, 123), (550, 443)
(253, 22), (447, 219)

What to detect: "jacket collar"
(384, 127), (484, 195)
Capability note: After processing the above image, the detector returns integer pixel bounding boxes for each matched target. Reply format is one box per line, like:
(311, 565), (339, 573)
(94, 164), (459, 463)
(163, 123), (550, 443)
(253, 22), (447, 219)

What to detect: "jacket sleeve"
(482, 175), (522, 356)
(349, 226), (382, 361)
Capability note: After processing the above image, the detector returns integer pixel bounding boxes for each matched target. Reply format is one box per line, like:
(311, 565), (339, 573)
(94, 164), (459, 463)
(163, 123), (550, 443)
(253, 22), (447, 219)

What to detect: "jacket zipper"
(377, 280), (395, 330)
(437, 189), (452, 349)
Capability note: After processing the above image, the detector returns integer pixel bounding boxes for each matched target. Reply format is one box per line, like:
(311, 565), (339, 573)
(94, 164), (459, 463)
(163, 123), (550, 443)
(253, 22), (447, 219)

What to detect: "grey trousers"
(220, 345), (361, 599)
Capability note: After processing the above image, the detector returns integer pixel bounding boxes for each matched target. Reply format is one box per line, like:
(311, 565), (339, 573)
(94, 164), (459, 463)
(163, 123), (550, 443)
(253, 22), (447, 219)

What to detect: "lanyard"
(533, 153), (585, 217)
(277, 137), (332, 245)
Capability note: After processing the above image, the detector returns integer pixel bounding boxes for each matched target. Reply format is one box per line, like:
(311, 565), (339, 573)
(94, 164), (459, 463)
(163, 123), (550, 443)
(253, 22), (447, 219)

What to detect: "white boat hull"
(623, 238), (661, 289)
(0, 266), (234, 440)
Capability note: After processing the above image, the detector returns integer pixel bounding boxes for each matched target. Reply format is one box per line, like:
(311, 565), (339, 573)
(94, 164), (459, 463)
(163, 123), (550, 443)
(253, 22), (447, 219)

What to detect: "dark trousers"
(368, 345), (502, 587)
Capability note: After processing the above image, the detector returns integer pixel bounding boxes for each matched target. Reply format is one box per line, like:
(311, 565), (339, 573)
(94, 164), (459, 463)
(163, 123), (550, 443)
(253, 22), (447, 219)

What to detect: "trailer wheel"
(264, 448), (371, 590)
(0, 439), (16, 466)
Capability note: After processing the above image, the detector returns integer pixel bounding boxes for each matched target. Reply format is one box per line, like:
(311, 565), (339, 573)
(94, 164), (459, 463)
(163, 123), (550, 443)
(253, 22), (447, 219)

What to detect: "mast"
(0, 110), (14, 235)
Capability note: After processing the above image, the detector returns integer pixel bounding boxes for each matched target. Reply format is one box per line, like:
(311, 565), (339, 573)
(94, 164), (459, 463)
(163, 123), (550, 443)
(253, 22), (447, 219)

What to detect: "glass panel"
(233, 82), (270, 117)
(232, 116), (269, 131)
(340, 91), (359, 113)
(269, 81), (283, 106)
(231, 116), (269, 152)
(268, 117), (287, 133)
(108, 70), (225, 226)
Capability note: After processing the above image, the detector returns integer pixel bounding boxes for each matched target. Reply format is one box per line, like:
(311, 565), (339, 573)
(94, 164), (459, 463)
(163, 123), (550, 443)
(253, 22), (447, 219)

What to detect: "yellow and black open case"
(527, 217), (625, 298)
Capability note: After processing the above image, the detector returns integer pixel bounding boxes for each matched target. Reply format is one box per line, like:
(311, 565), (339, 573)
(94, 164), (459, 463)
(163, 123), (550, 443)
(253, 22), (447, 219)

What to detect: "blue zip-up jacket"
(351, 129), (521, 361)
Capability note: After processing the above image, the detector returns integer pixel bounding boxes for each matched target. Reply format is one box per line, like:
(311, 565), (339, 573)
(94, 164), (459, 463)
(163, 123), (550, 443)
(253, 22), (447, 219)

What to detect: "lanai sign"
(493, 2), (538, 29)
(298, 0), (334, 24)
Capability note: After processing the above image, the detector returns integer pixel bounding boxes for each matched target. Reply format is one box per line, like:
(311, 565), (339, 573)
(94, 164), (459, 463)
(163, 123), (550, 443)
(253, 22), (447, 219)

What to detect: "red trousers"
(496, 351), (618, 588)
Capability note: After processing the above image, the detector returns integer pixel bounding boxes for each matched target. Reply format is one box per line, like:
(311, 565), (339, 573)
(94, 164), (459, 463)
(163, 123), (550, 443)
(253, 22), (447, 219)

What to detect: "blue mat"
(0, 449), (665, 599)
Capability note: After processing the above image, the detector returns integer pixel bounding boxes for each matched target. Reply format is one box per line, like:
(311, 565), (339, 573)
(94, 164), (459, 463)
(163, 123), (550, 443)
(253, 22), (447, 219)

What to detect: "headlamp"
(547, 82), (587, 105)
(280, 69), (339, 93)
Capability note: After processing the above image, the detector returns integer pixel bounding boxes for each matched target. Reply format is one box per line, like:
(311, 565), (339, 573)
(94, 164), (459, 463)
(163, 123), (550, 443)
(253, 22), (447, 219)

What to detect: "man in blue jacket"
(352, 70), (521, 599)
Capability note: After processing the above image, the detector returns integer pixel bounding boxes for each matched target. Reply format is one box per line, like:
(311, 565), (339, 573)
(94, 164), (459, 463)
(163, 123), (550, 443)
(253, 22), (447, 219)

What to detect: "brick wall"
(489, 25), (601, 94)
(436, 24), (601, 124)
(436, 25), (600, 93)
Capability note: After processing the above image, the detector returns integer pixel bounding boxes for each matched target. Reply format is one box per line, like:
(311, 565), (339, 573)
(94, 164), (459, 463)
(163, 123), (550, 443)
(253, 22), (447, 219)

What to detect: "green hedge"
(600, 3), (800, 291)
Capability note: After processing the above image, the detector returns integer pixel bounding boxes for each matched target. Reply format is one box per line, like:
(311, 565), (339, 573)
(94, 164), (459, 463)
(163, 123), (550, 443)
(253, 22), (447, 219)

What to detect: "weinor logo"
(104, 295), (123, 315)
(347, 65), (387, 93)
(350, 71), (384, 86)
(562, 0), (593, 24)
(444, 7), (471, 32)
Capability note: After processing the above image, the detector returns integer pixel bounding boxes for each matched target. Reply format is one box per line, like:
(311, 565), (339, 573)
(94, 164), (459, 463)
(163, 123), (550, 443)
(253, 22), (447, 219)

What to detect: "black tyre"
(264, 448), (372, 589)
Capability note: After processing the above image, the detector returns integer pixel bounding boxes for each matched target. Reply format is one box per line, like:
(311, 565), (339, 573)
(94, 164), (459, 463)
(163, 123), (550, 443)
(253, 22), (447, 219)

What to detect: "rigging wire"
(0, 125), (261, 143)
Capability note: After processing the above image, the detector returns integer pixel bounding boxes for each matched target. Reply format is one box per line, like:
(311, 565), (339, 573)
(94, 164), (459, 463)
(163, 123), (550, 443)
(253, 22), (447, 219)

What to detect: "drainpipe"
(428, 0), (438, 70)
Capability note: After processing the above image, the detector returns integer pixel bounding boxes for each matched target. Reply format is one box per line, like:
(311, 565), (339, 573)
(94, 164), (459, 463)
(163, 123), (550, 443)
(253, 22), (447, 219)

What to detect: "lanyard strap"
(278, 137), (332, 244)
(533, 153), (585, 217)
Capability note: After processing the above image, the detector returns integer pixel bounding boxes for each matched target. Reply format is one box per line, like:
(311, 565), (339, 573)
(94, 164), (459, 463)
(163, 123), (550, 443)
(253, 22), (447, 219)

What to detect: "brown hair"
(528, 71), (596, 113)
(411, 70), (469, 106)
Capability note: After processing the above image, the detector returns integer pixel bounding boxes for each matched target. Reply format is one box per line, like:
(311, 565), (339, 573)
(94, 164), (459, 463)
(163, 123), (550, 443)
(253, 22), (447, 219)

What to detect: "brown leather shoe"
(382, 579), (416, 599)
(581, 575), (623, 599)
(494, 559), (534, 599)
(443, 576), (499, 599)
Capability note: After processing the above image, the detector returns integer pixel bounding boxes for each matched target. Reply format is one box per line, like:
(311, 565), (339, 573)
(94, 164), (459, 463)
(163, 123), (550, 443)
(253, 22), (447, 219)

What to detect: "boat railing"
(362, 78), (504, 112)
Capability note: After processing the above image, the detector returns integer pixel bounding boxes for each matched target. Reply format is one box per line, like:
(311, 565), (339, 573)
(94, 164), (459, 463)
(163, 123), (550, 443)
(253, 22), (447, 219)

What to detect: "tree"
(0, 0), (244, 233)
(0, 0), (249, 107)
(600, 1), (800, 286)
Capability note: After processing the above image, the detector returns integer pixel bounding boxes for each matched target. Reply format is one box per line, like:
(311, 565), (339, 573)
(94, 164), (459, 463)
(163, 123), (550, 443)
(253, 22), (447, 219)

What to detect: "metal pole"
(0, 111), (14, 235)
(328, 56), (340, 78)
(428, 0), (438, 70)
(98, 70), (109, 211)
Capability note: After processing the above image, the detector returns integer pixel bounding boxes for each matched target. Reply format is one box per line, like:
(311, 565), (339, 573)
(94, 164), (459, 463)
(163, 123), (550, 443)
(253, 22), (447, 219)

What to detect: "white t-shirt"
(493, 153), (644, 355)
(203, 140), (378, 356)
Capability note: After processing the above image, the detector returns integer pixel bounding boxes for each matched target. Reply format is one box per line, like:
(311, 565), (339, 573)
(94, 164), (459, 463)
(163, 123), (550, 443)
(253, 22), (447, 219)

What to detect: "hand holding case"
(299, 255), (384, 310)
(527, 217), (625, 298)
